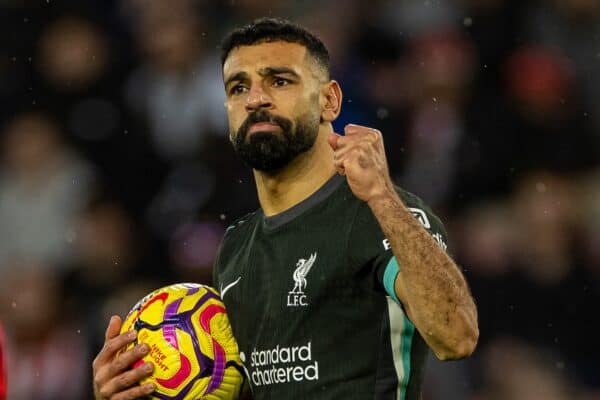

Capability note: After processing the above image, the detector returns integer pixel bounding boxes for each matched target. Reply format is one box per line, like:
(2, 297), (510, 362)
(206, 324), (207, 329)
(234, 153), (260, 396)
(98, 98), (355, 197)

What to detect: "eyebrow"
(224, 67), (301, 88)
(224, 71), (250, 88)
(257, 67), (300, 79)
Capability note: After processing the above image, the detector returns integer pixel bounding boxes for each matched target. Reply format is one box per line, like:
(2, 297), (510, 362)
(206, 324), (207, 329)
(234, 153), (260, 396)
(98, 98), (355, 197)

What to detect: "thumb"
(328, 132), (341, 150)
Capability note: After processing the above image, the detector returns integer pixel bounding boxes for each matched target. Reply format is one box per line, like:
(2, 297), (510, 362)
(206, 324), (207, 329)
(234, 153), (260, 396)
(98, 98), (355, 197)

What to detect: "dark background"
(0, 0), (598, 398)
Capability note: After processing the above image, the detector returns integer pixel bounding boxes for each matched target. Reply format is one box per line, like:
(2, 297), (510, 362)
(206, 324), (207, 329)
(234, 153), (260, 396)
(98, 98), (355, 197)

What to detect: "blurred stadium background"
(0, 0), (598, 398)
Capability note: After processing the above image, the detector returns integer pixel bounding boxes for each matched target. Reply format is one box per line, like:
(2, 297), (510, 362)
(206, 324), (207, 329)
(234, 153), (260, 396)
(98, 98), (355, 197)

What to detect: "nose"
(245, 84), (272, 112)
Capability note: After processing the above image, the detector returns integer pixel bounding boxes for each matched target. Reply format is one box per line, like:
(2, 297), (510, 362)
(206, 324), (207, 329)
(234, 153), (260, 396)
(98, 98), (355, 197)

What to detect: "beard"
(231, 109), (320, 172)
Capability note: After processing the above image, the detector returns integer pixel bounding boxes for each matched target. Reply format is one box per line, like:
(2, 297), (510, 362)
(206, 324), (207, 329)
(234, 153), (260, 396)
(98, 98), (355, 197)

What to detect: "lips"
(247, 122), (281, 136)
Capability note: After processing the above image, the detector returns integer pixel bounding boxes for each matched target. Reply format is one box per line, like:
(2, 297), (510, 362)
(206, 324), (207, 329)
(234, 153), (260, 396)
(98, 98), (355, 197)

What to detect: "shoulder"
(214, 211), (258, 279)
(395, 186), (445, 230)
(221, 210), (259, 244)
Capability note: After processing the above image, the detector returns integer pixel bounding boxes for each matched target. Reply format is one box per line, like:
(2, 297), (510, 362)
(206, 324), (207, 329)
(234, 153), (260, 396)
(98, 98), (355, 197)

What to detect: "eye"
(273, 77), (291, 87)
(230, 84), (248, 96)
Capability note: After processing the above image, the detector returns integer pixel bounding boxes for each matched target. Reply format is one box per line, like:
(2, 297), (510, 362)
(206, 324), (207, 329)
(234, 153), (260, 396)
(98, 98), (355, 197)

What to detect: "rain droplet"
(65, 229), (77, 243)
(536, 182), (547, 193)
(376, 108), (389, 119)
(463, 17), (473, 27)
(11, 301), (17, 309)
(220, 214), (226, 220)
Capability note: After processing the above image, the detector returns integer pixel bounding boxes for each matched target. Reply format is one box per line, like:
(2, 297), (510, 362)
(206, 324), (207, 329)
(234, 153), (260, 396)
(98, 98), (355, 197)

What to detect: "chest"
(219, 224), (361, 315)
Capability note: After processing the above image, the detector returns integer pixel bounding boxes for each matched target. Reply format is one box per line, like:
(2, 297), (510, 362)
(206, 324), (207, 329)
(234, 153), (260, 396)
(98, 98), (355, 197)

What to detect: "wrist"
(366, 184), (399, 210)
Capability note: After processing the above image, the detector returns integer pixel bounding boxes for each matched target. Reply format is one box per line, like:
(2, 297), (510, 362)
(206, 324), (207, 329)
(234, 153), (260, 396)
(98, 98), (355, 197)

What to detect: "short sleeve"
(348, 188), (449, 306)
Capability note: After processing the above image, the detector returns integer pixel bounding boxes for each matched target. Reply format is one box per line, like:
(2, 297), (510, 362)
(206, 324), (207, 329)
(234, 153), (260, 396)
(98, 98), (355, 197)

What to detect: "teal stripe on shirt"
(384, 256), (416, 399)
(383, 256), (400, 304)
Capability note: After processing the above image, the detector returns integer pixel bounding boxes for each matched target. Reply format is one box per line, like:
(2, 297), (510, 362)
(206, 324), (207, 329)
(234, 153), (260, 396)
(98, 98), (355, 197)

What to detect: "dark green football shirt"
(213, 174), (448, 400)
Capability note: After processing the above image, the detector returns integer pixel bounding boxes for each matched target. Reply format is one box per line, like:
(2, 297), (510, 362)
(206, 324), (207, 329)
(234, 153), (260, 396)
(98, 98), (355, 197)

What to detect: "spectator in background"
(454, 200), (515, 349)
(124, 0), (226, 162)
(0, 322), (5, 400)
(398, 31), (476, 210)
(473, 337), (576, 400)
(525, 0), (600, 143)
(455, 170), (600, 388)
(579, 169), (600, 285)
(123, 0), (259, 239)
(34, 13), (161, 214)
(0, 111), (95, 269)
(63, 198), (153, 352)
(509, 171), (600, 380)
(0, 267), (89, 400)
(504, 47), (598, 174)
(169, 221), (226, 284)
(36, 15), (124, 148)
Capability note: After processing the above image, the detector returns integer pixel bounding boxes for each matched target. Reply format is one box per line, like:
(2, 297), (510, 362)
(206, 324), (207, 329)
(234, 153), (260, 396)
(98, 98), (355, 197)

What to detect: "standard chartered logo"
(248, 341), (319, 386)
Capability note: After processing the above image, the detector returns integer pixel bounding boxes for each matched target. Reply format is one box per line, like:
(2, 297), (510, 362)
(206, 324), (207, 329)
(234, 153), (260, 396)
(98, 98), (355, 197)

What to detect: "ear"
(320, 80), (342, 123)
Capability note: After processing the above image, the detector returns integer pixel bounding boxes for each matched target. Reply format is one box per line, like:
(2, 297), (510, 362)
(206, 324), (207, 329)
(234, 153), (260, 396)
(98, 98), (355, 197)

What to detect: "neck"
(254, 127), (337, 216)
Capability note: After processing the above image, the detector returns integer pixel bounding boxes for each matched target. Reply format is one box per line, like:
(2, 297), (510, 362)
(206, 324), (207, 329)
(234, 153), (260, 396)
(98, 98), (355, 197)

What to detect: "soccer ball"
(120, 283), (245, 399)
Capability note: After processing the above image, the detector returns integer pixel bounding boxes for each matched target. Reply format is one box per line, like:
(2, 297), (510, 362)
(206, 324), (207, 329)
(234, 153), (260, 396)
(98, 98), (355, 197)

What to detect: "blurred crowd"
(0, 0), (598, 399)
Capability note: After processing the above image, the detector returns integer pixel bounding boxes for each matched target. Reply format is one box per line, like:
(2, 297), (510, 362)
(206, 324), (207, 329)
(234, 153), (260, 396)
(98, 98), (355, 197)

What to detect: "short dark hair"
(220, 17), (330, 77)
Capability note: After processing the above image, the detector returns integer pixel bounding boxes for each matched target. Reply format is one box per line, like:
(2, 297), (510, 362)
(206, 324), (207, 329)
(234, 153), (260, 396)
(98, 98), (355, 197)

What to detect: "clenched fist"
(328, 124), (395, 203)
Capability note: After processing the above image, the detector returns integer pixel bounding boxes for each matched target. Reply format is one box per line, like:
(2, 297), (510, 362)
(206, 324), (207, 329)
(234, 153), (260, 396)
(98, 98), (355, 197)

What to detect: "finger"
(331, 132), (362, 151)
(95, 329), (138, 368)
(111, 381), (156, 400)
(94, 342), (148, 387)
(334, 139), (374, 166)
(333, 146), (350, 173)
(333, 142), (358, 162)
(106, 343), (150, 379)
(344, 123), (370, 136)
(333, 158), (345, 175)
(344, 124), (382, 142)
(328, 132), (341, 150)
(104, 362), (154, 397)
(106, 315), (122, 341)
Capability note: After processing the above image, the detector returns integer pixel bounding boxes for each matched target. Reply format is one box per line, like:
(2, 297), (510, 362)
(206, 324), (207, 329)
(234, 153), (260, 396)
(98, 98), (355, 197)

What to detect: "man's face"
(223, 41), (323, 172)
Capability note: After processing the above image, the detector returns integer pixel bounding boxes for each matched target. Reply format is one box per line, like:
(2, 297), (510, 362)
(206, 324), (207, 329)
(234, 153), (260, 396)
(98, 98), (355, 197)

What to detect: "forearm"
(368, 190), (478, 360)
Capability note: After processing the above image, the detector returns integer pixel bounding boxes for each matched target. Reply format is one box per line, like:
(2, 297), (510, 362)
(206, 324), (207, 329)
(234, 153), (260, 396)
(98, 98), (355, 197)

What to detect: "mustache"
(237, 111), (292, 139)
